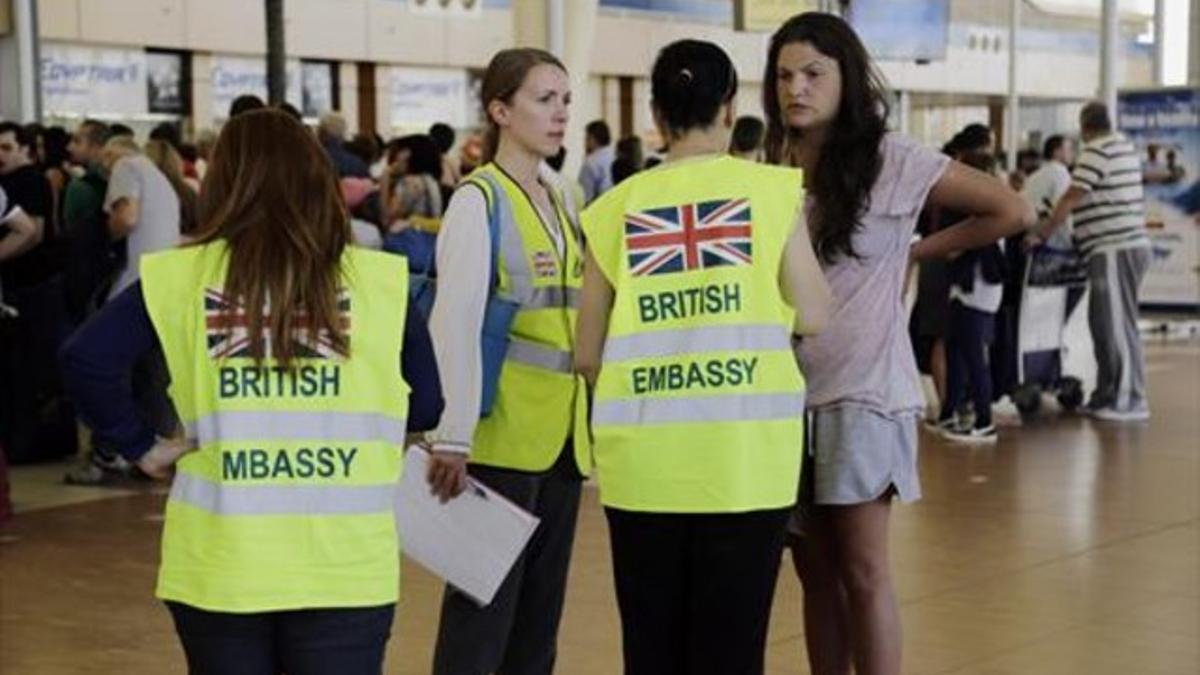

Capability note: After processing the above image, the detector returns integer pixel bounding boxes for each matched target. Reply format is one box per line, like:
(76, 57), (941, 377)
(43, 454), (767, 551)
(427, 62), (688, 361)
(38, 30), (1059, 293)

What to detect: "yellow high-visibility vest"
(583, 155), (806, 513)
(462, 164), (590, 474)
(142, 241), (410, 611)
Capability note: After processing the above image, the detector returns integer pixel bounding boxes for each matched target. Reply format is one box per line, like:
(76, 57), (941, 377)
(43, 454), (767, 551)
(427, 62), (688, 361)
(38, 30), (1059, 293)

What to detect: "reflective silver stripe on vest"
(592, 392), (804, 426)
(528, 286), (579, 310)
(507, 339), (573, 373)
(184, 411), (407, 445)
(475, 172), (532, 298)
(602, 324), (791, 362)
(474, 171), (580, 311)
(170, 472), (394, 515)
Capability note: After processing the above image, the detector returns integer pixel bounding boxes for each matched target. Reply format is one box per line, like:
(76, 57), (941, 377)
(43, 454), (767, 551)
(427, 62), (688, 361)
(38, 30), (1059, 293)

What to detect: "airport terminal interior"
(1, 0), (1198, 673)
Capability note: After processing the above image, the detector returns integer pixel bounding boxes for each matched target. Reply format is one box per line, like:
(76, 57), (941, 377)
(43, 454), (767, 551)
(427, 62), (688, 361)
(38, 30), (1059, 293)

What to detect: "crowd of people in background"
(0, 93), (495, 479)
(0, 82), (1152, 499)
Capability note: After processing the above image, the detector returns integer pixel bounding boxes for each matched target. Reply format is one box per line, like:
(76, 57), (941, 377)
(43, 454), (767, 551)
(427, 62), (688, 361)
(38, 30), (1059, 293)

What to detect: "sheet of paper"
(394, 447), (540, 606)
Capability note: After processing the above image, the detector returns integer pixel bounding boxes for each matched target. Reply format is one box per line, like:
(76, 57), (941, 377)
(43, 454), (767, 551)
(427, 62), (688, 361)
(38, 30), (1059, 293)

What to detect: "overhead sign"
(733, 0), (819, 33)
(40, 43), (148, 116)
(211, 55), (302, 120)
(848, 0), (950, 62)
(389, 66), (470, 129)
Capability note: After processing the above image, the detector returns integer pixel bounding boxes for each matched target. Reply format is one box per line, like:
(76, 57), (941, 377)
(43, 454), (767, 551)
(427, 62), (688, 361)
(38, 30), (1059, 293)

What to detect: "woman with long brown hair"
(424, 48), (588, 675)
(59, 109), (443, 674)
(762, 13), (1032, 675)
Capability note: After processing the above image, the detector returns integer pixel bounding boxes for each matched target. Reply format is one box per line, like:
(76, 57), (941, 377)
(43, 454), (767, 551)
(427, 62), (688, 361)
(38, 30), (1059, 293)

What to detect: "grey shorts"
(788, 405), (921, 536)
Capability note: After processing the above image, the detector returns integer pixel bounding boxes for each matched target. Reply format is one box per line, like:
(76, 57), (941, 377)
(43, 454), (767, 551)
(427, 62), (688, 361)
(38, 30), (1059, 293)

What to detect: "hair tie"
(677, 68), (694, 86)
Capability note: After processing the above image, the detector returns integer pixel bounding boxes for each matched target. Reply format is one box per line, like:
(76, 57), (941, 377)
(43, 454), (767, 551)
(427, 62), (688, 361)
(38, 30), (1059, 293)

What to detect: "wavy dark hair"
(763, 12), (889, 263)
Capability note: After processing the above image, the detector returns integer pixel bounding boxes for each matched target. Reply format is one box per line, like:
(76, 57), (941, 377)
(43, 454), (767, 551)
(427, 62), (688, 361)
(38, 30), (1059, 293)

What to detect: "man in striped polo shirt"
(1029, 102), (1151, 422)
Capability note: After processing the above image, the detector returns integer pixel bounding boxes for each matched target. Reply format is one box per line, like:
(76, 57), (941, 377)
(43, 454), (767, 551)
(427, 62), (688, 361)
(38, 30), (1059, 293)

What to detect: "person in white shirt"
(1021, 135), (1074, 242)
(425, 48), (586, 675)
(935, 151), (1010, 443)
(578, 119), (614, 204)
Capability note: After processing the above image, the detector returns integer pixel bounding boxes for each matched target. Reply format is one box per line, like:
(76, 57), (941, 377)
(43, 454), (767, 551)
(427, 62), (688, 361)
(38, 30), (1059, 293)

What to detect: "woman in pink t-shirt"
(763, 13), (1033, 675)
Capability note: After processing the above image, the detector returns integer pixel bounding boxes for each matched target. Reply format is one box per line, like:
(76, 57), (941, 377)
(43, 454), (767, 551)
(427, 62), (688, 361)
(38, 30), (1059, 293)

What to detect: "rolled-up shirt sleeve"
(104, 159), (141, 213)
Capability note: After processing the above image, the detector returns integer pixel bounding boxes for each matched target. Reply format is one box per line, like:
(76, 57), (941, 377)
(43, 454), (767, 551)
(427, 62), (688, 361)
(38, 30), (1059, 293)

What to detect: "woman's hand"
(136, 437), (196, 479)
(426, 451), (469, 504)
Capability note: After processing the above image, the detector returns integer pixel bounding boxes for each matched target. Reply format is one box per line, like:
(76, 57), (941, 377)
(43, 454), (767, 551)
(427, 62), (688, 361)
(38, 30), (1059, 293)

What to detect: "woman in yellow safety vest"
(574, 39), (832, 674)
(60, 109), (444, 674)
(423, 48), (590, 675)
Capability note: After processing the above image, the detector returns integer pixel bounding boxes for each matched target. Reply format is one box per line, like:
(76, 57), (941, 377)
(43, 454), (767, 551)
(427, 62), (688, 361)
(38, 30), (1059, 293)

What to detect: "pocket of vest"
(480, 296), (519, 417)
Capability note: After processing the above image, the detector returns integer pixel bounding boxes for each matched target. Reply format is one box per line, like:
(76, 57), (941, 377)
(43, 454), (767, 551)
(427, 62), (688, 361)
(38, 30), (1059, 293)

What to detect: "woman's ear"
(722, 98), (737, 128)
(651, 103), (668, 144)
(487, 99), (509, 129)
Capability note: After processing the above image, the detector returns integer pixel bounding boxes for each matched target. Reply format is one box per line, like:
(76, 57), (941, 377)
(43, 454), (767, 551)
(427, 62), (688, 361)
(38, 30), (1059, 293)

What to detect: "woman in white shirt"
(424, 48), (589, 675)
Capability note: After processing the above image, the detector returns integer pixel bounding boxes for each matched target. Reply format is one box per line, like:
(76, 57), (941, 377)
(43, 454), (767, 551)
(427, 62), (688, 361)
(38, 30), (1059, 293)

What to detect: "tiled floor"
(2, 340), (1197, 674)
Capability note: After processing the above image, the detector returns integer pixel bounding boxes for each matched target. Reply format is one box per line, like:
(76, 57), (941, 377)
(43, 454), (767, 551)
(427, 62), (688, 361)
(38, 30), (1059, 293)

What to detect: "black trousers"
(604, 507), (791, 675)
(166, 601), (394, 675)
(0, 274), (77, 463)
(431, 446), (583, 675)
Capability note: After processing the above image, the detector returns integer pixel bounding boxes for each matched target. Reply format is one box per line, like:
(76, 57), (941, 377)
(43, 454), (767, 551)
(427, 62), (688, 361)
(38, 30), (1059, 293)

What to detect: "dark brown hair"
(480, 48), (566, 163)
(193, 109), (350, 368)
(1079, 101), (1112, 134)
(763, 12), (889, 264)
(651, 39), (738, 138)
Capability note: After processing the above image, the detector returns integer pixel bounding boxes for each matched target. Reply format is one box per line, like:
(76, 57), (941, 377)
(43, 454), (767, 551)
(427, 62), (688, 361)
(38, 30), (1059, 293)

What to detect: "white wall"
(338, 61), (359, 135)
(910, 105), (992, 149)
(1192, 0), (1200, 85)
(36, 0), (511, 64)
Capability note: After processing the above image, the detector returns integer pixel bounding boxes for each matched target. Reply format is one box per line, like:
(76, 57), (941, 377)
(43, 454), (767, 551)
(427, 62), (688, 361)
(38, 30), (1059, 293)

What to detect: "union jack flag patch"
(204, 288), (351, 360)
(624, 198), (752, 277)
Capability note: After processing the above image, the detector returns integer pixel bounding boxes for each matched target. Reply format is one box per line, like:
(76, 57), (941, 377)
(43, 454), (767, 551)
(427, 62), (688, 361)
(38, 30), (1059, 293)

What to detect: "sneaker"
(956, 404), (976, 430)
(1090, 406), (1151, 422)
(1083, 397), (1113, 416)
(91, 448), (133, 473)
(63, 449), (144, 486)
(992, 396), (1020, 417)
(991, 396), (1023, 425)
(63, 461), (102, 485)
(944, 424), (998, 444)
(926, 417), (962, 435)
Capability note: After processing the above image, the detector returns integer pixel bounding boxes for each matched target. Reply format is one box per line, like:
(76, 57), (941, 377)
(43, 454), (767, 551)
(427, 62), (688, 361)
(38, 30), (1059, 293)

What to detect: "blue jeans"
(941, 300), (997, 429)
(166, 601), (394, 675)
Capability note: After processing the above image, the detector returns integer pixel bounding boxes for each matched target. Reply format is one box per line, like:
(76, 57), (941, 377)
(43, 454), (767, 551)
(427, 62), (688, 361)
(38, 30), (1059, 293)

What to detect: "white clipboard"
(394, 447), (540, 606)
